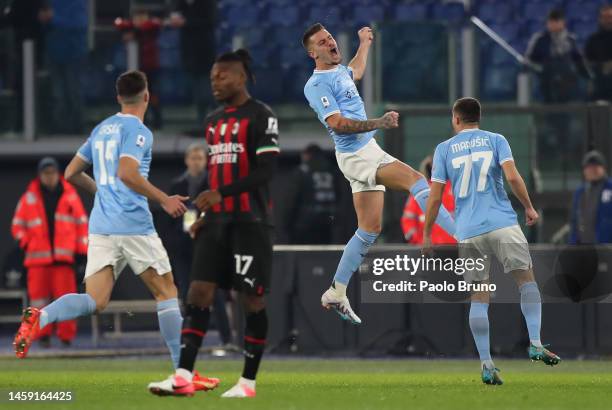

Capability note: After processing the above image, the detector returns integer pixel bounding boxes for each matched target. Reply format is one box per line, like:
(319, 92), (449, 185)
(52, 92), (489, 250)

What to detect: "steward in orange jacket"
(11, 157), (88, 345)
(400, 155), (457, 245)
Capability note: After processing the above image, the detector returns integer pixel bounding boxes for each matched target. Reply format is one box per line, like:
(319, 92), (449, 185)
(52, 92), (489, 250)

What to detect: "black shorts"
(191, 222), (273, 295)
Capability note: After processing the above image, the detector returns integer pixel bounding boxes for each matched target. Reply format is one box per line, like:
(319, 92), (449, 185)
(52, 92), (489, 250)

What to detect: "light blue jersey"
(304, 65), (374, 153)
(431, 129), (518, 241)
(77, 113), (155, 235)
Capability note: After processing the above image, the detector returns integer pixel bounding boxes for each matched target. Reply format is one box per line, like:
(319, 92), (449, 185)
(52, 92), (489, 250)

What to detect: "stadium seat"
(478, 2), (515, 24)
(570, 20), (597, 46)
(308, 6), (343, 27)
(267, 26), (307, 47)
(352, 5), (386, 25)
(521, 2), (559, 19)
(431, 2), (466, 24)
(226, 5), (261, 29)
(236, 27), (267, 48)
(267, 5), (301, 27)
(394, 3), (430, 21)
(523, 20), (545, 39)
(566, 1), (601, 22)
(280, 46), (307, 69)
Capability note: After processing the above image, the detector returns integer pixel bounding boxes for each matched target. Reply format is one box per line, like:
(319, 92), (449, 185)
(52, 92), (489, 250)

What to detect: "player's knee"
(187, 282), (214, 308)
(154, 282), (178, 302)
(404, 169), (425, 190)
(92, 296), (109, 313)
(243, 295), (265, 313)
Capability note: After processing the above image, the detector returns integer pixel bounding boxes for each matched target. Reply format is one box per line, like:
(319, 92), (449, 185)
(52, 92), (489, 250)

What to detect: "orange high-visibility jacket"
(401, 182), (457, 245)
(11, 178), (88, 267)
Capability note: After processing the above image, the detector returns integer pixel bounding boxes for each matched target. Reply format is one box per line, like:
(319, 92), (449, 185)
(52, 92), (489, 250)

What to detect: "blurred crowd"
(0, 0), (217, 133)
(1, 2), (611, 134)
(525, 6), (612, 103)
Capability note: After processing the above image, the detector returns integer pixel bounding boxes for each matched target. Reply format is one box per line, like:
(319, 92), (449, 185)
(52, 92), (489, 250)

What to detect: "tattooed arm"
(326, 111), (399, 135)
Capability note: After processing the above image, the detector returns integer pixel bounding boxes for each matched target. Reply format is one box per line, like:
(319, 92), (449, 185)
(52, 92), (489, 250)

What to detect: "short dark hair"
(215, 48), (255, 83)
(453, 97), (481, 124)
(116, 70), (147, 103)
(547, 8), (565, 21)
(302, 23), (325, 50)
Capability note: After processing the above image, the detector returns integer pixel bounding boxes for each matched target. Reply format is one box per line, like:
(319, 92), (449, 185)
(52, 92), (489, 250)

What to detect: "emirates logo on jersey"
(209, 142), (245, 165)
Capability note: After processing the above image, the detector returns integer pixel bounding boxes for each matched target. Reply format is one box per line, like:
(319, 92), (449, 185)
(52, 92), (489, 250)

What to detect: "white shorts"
(335, 138), (396, 193)
(459, 225), (532, 283)
(84, 233), (172, 281)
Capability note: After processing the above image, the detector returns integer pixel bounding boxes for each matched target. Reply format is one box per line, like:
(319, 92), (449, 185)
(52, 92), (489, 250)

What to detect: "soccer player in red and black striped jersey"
(148, 49), (279, 398)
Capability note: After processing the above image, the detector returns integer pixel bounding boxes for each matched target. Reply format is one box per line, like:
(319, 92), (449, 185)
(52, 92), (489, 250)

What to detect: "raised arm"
(117, 156), (188, 218)
(348, 27), (373, 81)
(65, 155), (97, 195)
(501, 160), (538, 226)
(326, 111), (399, 135)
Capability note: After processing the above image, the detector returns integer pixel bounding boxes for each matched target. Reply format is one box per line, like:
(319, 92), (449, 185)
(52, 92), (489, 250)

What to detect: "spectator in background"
(11, 157), (88, 347)
(168, 143), (208, 300)
(167, 143), (232, 347)
(569, 151), (612, 244)
(0, 0), (52, 131)
(401, 156), (456, 245)
(115, 8), (163, 129)
(285, 144), (338, 244)
(526, 9), (590, 103)
(45, 0), (88, 134)
(170, 0), (217, 125)
(585, 4), (612, 102)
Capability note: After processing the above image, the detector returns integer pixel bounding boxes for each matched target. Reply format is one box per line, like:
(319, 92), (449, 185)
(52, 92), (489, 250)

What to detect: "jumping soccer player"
(423, 97), (561, 385)
(302, 23), (456, 324)
(148, 49), (279, 398)
(13, 71), (218, 391)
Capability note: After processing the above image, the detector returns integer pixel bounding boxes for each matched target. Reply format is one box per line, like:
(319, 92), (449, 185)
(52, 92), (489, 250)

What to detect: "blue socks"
(157, 298), (183, 369)
(40, 293), (96, 328)
(519, 282), (542, 347)
(333, 228), (379, 288)
(409, 177), (456, 236)
(469, 302), (492, 366)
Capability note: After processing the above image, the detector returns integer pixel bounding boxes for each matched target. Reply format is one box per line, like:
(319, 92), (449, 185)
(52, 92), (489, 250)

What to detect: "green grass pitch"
(1, 358), (611, 410)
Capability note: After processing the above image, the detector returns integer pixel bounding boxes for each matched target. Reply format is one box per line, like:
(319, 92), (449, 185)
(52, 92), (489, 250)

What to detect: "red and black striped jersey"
(204, 98), (280, 225)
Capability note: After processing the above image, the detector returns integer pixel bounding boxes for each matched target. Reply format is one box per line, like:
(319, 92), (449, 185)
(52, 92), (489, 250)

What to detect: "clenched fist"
(379, 111), (400, 129)
(358, 27), (373, 46)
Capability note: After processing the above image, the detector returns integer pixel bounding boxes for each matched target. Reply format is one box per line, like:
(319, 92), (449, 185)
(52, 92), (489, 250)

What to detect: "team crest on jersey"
(136, 134), (146, 147)
(321, 96), (330, 108)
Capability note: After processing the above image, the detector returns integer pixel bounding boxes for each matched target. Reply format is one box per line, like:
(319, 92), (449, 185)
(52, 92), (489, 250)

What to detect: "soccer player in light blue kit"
(14, 71), (189, 370)
(302, 23), (456, 324)
(423, 97), (561, 385)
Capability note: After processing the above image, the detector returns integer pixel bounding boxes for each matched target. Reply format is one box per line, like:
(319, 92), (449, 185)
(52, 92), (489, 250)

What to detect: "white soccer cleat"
(220, 379), (256, 398)
(321, 287), (362, 325)
(148, 374), (195, 397)
(148, 375), (174, 395)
